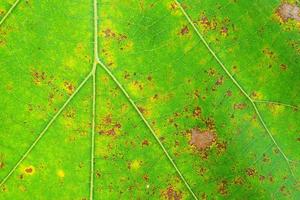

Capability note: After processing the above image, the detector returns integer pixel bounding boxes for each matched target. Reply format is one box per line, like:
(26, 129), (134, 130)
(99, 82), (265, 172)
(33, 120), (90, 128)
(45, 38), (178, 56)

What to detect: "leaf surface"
(0, 0), (299, 199)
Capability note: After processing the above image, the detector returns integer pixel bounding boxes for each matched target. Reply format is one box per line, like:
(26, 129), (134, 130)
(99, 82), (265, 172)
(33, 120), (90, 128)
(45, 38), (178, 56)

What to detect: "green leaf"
(0, 0), (299, 199)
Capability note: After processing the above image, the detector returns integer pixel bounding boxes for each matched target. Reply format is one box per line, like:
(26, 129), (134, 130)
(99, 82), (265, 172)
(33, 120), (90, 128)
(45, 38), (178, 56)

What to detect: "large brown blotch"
(276, 3), (300, 22)
(190, 128), (216, 150)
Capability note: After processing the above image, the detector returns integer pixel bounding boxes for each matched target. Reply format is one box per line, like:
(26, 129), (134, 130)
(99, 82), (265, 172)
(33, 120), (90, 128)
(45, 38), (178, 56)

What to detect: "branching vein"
(97, 59), (199, 200)
(174, 0), (295, 178)
(0, 71), (92, 187)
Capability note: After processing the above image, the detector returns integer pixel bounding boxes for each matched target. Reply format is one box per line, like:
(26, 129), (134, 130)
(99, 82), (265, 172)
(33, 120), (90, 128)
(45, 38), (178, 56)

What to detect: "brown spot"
(226, 90), (232, 97)
(203, 117), (216, 130)
(216, 76), (224, 85)
(193, 107), (202, 118)
(246, 168), (256, 177)
(280, 64), (288, 71)
(103, 29), (116, 38)
(64, 81), (75, 95)
(276, 3), (300, 22)
(216, 141), (227, 154)
(218, 180), (228, 196)
(220, 26), (228, 36)
(162, 186), (182, 200)
(0, 162), (4, 169)
(190, 128), (216, 150)
(142, 140), (149, 146)
(25, 167), (33, 174)
(234, 103), (247, 110)
(180, 25), (189, 35)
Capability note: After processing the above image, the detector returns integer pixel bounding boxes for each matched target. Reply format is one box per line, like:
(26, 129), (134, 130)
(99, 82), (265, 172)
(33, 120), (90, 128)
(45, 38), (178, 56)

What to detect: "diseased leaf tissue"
(0, 0), (299, 199)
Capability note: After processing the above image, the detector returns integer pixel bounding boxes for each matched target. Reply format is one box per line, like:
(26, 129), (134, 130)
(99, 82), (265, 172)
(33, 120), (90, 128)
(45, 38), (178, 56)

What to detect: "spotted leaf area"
(0, 0), (299, 199)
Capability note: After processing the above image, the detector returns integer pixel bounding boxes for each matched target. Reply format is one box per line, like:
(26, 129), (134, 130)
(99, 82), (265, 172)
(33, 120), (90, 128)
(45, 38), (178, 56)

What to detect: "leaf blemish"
(190, 128), (216, 150)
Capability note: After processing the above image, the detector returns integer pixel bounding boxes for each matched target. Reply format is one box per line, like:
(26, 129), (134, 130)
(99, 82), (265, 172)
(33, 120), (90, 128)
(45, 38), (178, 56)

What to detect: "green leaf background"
(0, 0), (299, 199)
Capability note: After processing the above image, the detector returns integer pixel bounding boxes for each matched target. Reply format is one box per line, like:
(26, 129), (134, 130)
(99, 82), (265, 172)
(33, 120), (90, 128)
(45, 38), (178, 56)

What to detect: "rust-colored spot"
(193, 106), (202, 118)
(276, 3), (300, 22)
(162, 186), (182, 200)
(25, 167), (33, 174)
(218, 180), (228, 196)
(234, 103), (247, 110)
(0, 162), (4, 169)
(64, 81), (75, 95)
(246, 168), (256, 176)
(180, 25), (189, 35)
(142, 140), (149, 146)
(220, 26), (228, 36)
(190, 128), (216, 150)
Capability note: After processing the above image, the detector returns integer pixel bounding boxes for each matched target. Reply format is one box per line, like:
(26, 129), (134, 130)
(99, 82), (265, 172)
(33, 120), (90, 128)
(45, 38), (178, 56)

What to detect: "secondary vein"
(0, 0), (21, 27)
(97, 59), (199, 200)
(174, 0), (295, 178)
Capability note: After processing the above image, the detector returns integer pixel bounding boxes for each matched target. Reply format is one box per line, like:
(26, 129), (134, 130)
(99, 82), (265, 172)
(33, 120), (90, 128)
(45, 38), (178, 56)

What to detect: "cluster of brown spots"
(216, 141), (227, 154)
(280, 185), (290, 196)
(179, 25), (189, 36)
(220, 26), (228, 36)
(204, 117), (216, 130)
(190, 128), (217, 150)
(102, 28), (128, 42)
(198, 14), (217, 30)
(198, 167), (207, 176)
(103, 29), (116, 38)
(206, 68), (217, 76)
(64, 108), (76, 119)
(246, 168), (256, 177)
(133, 80), (144, 90)
(193, 106), (202, 118)
(64, 81), (75, 95)
(170, 2), (178, 10)
(99, 123), (121, 136)
(276, 3), (300, 22)
(161, 186), (182, 200)
(262, 48), (276, 59)
(218, 180), (228, 196)
(234, 103), (247, 110)
(99, 115), (122, 136)
(31, 69), (47, 85)
(138, 106), (147, 114)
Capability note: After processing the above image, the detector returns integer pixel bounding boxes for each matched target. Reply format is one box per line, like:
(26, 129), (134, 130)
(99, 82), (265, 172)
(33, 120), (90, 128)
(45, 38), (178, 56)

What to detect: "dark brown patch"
(64, 81), (75, 95)
(180, 25), (189, 35)
(162, 186), (182, 200)
(276, 3), (300, 22)
(190, 128), (216, 150)
(25, 167), (33, 174)
(246, 168), (256, 177)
